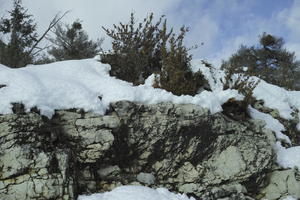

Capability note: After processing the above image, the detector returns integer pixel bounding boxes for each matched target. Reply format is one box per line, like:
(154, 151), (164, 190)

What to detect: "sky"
(0, 0), (300, 66)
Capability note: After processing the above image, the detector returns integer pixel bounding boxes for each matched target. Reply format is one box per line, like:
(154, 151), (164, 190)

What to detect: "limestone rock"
(0, 101), (281, 199)
(108, 101), (275, 196)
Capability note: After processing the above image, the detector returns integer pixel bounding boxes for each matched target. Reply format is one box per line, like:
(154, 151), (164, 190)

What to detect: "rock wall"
(0, 101), (299, 200)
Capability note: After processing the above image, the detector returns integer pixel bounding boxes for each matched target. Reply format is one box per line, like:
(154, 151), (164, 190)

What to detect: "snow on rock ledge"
(0, 58), (242, 118)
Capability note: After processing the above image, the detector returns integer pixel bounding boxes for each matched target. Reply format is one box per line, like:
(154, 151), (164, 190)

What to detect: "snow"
(248, 106), (300, 169)
(275, 142), (300, 169)
(253, 80), (294, 119)
(249, 106), (291, 144)
(246, 79), (300, 170)
(0, 58), (242, 118)
(282, 196), (297, 200)
(77, 186), (195, 200)
(195, 60), (300, 127)
(192, 60), (224, 91)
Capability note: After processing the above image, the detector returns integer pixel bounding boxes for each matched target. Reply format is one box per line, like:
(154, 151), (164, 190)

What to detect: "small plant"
(222, 63), (259, 104)
(201, 60), (219, 89)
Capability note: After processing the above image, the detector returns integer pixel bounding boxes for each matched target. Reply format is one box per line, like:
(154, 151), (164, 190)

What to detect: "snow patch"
(281, 196), (297, 200)
(249, 107), (291, 144)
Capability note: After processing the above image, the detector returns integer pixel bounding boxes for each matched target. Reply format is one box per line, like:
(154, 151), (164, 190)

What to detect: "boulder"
(0, 101), (283, 200)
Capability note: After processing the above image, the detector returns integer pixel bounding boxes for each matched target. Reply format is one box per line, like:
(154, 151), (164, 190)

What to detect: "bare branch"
(31, 45), (52, 56)
(28, 11), (69, 56)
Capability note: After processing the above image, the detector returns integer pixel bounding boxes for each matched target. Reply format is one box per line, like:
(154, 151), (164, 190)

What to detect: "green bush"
(101, 13), (207, 95)
(202, 59), (259, 120)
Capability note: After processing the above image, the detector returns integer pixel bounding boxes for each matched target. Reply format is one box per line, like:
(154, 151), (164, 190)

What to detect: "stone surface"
(0, 113), (75, 200)
(261, 169), (300, 200)
(0, 101), (290, 200)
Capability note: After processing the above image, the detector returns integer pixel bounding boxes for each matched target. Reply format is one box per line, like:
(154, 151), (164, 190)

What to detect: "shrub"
(202, 59), (259, 120)
(159, 28), (207, 95)
(101, 13), (207, 95)
(101, 13), (167, 85)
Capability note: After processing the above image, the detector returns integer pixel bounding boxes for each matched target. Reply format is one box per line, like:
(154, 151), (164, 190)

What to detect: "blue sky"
(165, 0), (299, 64)
(0, 0), (299, 66)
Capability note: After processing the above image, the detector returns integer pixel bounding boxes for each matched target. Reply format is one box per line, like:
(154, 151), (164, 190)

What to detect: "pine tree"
(48, 20), (102, 61)
(222, 33), (300, 89)
(0, 0), (38, 67)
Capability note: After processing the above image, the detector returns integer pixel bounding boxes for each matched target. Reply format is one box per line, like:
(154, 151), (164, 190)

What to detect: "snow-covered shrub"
(101, 13), (207, 95)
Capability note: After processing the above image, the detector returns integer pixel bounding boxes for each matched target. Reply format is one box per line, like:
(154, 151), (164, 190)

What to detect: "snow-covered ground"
(78, 186), (195, 200)
(1, 57), (300, 199)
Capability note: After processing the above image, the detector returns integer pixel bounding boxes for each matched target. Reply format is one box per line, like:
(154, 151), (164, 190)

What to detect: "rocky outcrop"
(0, 101), (298, 200)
